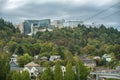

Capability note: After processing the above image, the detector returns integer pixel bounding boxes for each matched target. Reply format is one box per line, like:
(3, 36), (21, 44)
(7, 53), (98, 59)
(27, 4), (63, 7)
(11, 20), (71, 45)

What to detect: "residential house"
(40, 56), (48, 61)
(93, 56), (101, 60)
(49, 55), (61, 61)
(10, 54), (20, 71)
(82, 59), (96, 68)
(24, 62), (44, 79)
(80, 55), (96, 68)
(11, 54), (18, 62)
(34, 55), (39, 60)
(102, 54), (112, 62)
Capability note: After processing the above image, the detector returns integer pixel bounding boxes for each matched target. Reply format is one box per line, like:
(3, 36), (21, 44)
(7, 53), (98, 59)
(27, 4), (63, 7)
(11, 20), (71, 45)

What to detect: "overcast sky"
(0, 0), (120, 26)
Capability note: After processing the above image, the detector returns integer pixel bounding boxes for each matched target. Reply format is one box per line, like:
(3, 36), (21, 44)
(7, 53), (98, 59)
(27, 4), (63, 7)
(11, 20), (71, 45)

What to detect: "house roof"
(35, 67), (44, 72)
(12, 54), (18, 58)
(10, 61), (18, 66)
(49, 55), (61, 61)
(82, 59), (96, 64)
(40, 56), (48, 60)
(25, 62), (40, 67)
(102, 54), (111, 58)
(95, 67), (109, 71)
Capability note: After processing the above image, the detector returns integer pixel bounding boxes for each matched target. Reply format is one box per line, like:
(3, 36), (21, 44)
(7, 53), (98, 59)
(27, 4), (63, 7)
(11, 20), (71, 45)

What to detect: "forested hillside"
(0, 18), (20, 40)
(35, 24), (120, 59)
(0, 18), (120, 60)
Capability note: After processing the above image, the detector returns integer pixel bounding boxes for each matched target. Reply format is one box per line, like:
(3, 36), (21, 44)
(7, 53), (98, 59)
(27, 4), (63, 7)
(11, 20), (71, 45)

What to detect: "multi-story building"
(14, 23), (24, 34)
(23, 19), (51, 35)
(51, 19), (65, 28)
(63, 20), (83, 27)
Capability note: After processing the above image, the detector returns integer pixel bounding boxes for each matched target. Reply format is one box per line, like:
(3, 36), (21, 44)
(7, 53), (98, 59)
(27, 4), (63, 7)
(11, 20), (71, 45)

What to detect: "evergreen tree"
(54, 62), (63, 80)
(21, 70), (30, 80)
(0, 53), (10, 80)
(16, 46), (24, 55)
(76, 61), (90, 80)
(12, 71), (21, 80)
(64, 62), (75, 80)
(41, 66), (53, 80)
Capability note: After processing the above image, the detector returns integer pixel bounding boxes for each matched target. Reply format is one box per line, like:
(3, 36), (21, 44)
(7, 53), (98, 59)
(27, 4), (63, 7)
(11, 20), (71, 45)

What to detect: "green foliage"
(76, 61), (90, 80)
(17, 53), (32, 67)
(0, 53), (10, 80)
(107, 59), (119, 69)
(1, 18), (120, 58)
(41, 61), (53, 67)
(0, 18), (120, 80)
(6, 71), (14, 80)
(8, 70), (30, 80)
(64, 50), (74, 63)
(21, 70), (30, 80)
(12, 71), (21, 80)
(35, 24), (120, 58)
(1, 18), (120, 61)
(16, 46), (24, 55)
(41, 66), (54, 80)
(7, 41), (18, 54)
(64, 62), (75, 80)
(0, 18), (19, 41)
(41, 42), (53, 53)
(54, 61), (63, 80)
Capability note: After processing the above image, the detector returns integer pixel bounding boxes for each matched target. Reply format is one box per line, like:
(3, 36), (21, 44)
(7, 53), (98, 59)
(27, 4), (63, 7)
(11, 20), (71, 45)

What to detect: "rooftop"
(25, 62), (40, 67)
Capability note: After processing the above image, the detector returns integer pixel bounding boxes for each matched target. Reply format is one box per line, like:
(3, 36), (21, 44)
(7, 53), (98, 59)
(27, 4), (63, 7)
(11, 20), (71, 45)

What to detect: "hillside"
(0, 19), (120, 60)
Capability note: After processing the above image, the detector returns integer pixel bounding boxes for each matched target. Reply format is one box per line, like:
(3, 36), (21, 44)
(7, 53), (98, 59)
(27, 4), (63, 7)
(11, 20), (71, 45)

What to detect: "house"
(82, 59), (96, 68)
(24, 62), (44, 79)
(93, 56), (101, 60)
(49, 55), (61, 61)
(34, 55), (39, 59)
(10, 61), (18, 68)
(40, 56), (48, 61)
(10, 54), (18, 62)
(102, 54), (112, 62)
(12, 54), (18, 58)
(10, 54), (19, 71)
(10, 57), (17, 62)
(25, 62), (40, 67)
(9, 60), (23, 72)
(10, 61), (19, 70)
(95, 67), (109, 72)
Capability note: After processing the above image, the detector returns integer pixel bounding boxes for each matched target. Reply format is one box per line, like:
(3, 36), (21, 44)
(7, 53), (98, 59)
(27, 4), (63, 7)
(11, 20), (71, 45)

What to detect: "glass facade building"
(24, 19), (51, 34)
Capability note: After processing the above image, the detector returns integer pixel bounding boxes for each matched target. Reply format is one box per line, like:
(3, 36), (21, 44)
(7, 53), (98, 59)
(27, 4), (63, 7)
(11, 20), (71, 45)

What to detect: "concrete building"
(18, 23), (24, 34)
(64, 20), (83, 27)
(102, 54), (112, 62)
(23, 19), (51, 35)
(49, 55), (61, 61)
(51, 19), (65, 28)
(14, 23), (24, 34)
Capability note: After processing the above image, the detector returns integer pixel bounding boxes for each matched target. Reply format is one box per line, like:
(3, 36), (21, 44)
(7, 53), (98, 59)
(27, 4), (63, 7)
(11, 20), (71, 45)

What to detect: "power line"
(100, 10), (120, 20)
(84, 1), (120, 22)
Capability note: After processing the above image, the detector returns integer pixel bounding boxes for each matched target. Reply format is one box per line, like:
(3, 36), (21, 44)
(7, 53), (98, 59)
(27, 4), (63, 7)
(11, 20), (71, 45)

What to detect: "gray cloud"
(0, 0), (120, 27)
(0, 0), (8, 12)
